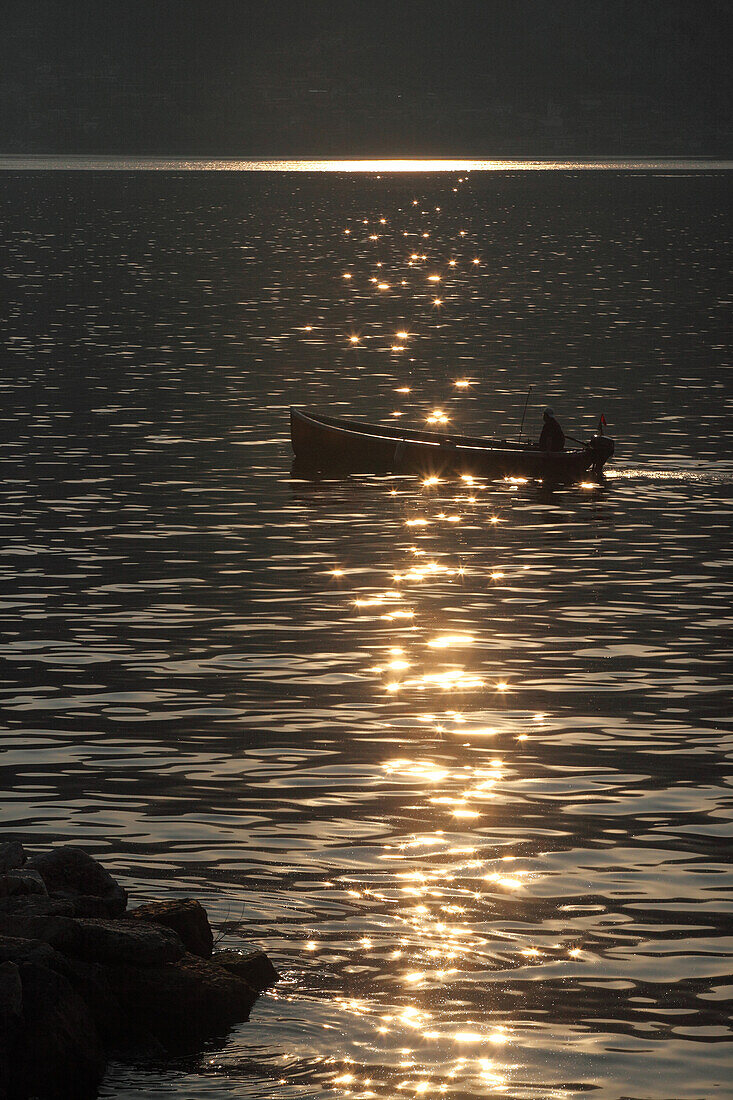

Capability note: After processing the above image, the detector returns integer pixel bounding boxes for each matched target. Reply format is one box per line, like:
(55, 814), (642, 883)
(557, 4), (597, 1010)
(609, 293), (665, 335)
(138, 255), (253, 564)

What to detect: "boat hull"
(290, 408), (614, 482)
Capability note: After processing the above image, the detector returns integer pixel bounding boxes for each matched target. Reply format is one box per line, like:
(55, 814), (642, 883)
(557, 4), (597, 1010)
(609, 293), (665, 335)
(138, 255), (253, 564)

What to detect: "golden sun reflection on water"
(325, 662), (530, 1086)
(309, 297), (578, 1099)
(427, 634), (474, 649)
(306, 463), (589, 1094)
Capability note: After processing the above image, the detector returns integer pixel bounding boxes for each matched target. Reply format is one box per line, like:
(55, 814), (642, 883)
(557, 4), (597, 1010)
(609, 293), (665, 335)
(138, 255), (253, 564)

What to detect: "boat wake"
(607, 465), (733, 484)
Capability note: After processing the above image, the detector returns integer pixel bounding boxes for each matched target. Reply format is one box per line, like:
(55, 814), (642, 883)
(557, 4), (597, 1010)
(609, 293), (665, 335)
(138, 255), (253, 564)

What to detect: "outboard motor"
(586, 413), (614, 476)
(588, 433), (615, 476)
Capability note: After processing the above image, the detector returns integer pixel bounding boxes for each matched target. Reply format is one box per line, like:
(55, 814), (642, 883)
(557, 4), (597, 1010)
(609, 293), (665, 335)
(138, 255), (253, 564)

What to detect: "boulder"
(67, 918), (186, 967)
(0, 915), (185, 967)
(0, 847), (280, 1094)
(0, 934), (56, 968)
(0, 869), (47, 899)
(27, 847), (127, 917)
(0, 895), (75, 918)
(0, 940), (156, 1061)
(0, 842), (25, 874)
(0, 961), (22, 1024)
(0, 891), (123, 920)
(102, 951), (259, 1049)
(0, 912), (69, 950)
(8, 960), (105, 1100)
(212, 948), (280, 992)
(128, 899), (214, 958)
(0, 961), (22, 1100)
(51, 954), (166, 1058)
(62, 894), (130, 919)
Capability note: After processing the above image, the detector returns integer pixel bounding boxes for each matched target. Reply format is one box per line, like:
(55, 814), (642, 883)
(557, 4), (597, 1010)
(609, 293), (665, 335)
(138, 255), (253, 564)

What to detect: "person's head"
(543, 407), (554, 420)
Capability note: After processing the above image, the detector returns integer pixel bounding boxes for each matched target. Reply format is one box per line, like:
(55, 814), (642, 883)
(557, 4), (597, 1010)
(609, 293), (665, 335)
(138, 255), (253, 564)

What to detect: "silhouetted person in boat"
(538, 407), (565, 451)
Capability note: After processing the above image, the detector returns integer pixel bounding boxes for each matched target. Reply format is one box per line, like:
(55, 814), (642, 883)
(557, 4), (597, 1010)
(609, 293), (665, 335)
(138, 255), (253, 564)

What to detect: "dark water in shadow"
(1, 169), (731, 1098)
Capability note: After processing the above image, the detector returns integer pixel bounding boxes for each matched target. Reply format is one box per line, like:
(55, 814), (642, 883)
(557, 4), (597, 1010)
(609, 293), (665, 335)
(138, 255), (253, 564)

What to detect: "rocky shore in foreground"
(0, 841), (279, 1099)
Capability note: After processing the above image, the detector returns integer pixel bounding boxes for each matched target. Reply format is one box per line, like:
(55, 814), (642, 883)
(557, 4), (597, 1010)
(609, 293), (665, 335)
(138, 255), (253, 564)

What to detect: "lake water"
(1, 163), (731, 1099)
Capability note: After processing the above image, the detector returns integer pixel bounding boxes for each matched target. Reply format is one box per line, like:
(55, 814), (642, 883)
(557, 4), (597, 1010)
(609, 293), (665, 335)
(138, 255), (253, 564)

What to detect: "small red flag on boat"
(600, 413), (607, 425)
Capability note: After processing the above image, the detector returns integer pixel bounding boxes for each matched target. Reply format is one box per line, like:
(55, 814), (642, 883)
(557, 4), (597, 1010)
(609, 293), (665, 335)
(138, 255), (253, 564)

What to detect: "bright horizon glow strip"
(2, 155), (731, 171)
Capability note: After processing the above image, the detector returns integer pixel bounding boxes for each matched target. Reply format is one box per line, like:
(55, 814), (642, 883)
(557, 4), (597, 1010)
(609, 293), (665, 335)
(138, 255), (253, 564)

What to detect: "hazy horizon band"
(1, 155), (731, 171)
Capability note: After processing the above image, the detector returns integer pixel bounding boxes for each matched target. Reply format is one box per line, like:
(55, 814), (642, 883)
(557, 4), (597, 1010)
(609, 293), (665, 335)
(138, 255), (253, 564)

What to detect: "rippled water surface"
(1, 167), (731, 1099)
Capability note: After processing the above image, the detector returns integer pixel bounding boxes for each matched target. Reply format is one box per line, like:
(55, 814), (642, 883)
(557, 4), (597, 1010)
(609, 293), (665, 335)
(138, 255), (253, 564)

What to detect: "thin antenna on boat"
(518, 385), (533, 443)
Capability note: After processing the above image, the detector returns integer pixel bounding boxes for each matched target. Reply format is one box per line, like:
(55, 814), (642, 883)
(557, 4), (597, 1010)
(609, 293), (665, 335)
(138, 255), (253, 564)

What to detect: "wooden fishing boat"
(290, 407), (615, 481)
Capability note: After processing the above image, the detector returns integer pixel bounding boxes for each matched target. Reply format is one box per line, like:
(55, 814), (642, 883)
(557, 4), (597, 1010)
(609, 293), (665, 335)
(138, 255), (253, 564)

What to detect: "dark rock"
(0, 934), (56, 968)
(0, 895), (75, 918)
(0, 891), (122, 920)
(212, 947), (279, 992)
(0, 961), (22, 1023)
(0, 912), (69, 949)
(52, 953), (151, 1057)
(0, 852), (276, 1095)
(0, 940), (152, 1061)
(0, 869), (47, 899)
(68, 918), (186, 967)
(52, 953), (166, 1060)
(103, 951), (258, 1049)
(0, 914), (185, 967)
(0, 961), (22, 1100)
(8, 960), (105, 1100)
(128, 899), (214, 958)
(27, 846), (127, 917)
(63, 894), (129, 919)
(0, 843), (25, 874)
